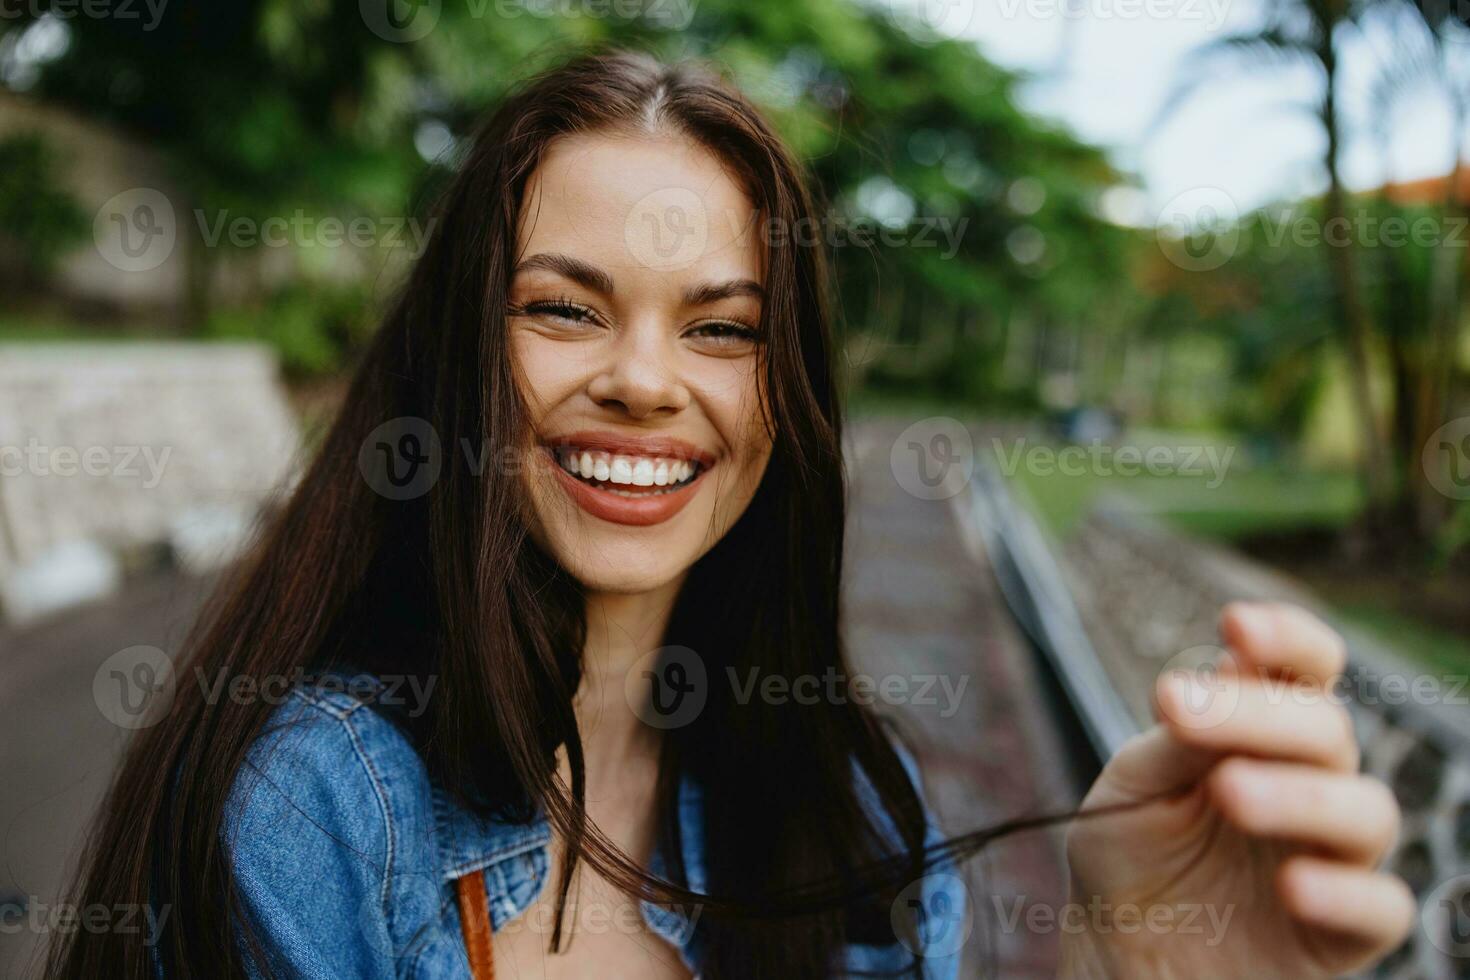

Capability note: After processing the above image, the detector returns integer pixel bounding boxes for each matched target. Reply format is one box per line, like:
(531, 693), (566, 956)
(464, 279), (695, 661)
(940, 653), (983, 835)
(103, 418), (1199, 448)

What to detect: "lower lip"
(545, 449), (709, 526)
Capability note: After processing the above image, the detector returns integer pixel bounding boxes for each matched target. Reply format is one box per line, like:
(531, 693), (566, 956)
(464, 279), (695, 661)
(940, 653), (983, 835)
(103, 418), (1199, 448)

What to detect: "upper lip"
(544, 429), (718, 466)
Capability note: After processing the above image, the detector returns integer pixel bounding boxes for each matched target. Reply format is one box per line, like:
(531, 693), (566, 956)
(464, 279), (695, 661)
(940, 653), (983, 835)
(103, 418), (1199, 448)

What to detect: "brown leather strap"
(455, 870), (495, 980)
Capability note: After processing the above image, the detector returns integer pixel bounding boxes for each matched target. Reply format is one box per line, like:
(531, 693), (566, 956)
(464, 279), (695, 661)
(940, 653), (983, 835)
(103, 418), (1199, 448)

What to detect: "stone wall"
(0, 342), (300, 622)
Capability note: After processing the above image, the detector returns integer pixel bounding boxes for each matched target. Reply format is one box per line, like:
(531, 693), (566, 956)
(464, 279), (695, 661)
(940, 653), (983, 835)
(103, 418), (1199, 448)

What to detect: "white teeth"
(553, 446), (702, 490)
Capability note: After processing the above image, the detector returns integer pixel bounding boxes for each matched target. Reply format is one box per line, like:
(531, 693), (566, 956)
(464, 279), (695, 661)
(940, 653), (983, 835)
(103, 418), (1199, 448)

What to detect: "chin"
(549, 539), (695, 595)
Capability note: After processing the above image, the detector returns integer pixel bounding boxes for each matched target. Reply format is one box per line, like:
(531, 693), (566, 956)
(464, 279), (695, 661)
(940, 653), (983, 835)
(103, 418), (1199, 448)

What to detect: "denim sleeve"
(222, 693), (400, 979)
(902, 745), (967, 980)
(845, 740), (968, 980)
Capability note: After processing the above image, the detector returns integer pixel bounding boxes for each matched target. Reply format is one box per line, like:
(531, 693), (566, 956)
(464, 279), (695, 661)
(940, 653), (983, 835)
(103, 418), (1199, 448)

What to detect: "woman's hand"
(1058, 601), (1415, 979)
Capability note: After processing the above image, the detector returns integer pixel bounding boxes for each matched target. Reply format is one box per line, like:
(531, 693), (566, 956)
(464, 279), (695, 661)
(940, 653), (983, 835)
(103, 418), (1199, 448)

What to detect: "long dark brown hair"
(47, 46), (1058, 980)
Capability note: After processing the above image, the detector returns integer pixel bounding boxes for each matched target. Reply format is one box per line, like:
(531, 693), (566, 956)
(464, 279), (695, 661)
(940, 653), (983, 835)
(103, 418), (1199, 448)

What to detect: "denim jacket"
(218, 674), (966, 978)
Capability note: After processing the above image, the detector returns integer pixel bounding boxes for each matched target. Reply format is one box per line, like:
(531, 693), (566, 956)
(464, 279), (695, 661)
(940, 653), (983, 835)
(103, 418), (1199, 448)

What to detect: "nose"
(586, 319), (691, 419)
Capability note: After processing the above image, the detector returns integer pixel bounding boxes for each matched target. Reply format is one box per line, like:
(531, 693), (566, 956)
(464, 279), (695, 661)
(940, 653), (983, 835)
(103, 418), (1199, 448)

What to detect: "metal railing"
(964, 461), (1470, 980)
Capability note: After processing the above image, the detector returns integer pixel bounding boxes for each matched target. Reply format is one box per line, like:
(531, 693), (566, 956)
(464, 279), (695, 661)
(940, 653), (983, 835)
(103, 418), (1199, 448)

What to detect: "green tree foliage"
(0, 131), (87, 274)
(0, 0), (1132, 395)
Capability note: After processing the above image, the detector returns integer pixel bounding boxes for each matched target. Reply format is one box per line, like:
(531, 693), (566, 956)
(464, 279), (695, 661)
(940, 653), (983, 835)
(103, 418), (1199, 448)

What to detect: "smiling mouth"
(549, 446), (705, 497)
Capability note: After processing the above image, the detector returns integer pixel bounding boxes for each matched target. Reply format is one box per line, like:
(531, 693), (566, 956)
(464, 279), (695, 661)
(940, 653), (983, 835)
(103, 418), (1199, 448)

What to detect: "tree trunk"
(1321, 38), (1393, 507)
(1413, 91), (1467, 537)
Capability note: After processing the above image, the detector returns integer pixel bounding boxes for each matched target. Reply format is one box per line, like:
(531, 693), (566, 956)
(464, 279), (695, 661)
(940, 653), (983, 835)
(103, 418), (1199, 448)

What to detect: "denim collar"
(429, 769), (709, 958)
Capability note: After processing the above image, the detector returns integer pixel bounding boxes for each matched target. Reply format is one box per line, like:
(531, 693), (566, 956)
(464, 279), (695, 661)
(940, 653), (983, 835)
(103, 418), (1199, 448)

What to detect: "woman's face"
(510, 131), (774, 595)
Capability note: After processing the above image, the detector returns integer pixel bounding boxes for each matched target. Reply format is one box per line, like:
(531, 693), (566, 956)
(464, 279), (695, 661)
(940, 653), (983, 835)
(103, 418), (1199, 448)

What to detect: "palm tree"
(1164, 0), (1393, 507)
(1369, 2), (1470, 536)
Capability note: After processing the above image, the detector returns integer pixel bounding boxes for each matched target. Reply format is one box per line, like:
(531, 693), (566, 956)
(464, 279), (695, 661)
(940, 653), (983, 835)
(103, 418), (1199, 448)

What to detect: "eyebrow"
(513, 251), (764, 306)
(514, 252), (614, 295)
(682, 278), (764, 306)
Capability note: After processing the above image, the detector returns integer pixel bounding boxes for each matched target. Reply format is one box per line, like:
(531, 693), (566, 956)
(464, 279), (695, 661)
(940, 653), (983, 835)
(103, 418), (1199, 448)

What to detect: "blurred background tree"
(1, 0), (1467, 651)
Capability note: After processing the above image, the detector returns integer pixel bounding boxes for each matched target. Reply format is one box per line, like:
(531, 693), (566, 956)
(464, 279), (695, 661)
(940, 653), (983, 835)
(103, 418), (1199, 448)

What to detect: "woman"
(50, 48), (1412, 979)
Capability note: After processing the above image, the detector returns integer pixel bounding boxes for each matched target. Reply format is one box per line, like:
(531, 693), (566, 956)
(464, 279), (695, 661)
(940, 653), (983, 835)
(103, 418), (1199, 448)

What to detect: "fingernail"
(1231, 604), (1270, 648)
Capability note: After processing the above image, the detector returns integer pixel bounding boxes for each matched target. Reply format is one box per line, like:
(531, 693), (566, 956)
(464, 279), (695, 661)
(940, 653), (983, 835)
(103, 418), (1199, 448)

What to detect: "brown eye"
(687, 321), (760, 347)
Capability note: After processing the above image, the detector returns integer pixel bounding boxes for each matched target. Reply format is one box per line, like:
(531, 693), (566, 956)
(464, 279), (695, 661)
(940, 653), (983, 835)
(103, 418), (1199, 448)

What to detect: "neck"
(574, 577), (684, 769)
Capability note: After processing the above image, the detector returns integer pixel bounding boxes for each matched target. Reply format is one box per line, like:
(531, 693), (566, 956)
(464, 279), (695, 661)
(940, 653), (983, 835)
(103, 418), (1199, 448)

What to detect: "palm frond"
(1148, 29), (1319, 139)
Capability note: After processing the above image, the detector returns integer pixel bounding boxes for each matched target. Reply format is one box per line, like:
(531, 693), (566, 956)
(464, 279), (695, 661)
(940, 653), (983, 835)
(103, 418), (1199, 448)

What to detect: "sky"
(898, 0), (1465, 226)
(5, 1), (1459, 231)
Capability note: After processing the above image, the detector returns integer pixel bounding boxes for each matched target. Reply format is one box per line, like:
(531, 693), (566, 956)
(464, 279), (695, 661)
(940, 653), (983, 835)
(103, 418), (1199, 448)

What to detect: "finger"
(1208, 759), (1399, 865)
(1155, 673), (1359, 772)
(1084, 726), (1221, 806)
(1220, 601), (1347, 686)
(1276, 856), (1415, 970)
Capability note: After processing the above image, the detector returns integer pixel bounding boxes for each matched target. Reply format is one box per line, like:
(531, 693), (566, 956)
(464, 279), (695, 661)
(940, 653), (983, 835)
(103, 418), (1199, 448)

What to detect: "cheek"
(511, 332), (592, 413)
(695, 360), (772, 486)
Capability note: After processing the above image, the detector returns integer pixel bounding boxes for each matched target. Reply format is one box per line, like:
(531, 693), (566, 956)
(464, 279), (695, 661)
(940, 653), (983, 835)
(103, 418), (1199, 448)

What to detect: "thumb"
(1084, 725), (1222, 809)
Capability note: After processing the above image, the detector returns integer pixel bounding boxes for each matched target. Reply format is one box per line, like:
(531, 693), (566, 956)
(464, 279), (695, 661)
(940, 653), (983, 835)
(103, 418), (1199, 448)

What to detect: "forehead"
(516, 131), (764, 288)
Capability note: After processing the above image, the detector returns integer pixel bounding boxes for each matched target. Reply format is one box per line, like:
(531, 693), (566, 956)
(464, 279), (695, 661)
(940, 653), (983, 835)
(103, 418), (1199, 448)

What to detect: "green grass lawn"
(997, 449), (1362, 541)
(1331, 601), (1470, 677)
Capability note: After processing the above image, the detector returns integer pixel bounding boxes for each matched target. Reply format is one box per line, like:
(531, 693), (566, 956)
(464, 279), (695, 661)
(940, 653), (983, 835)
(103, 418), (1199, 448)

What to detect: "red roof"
(1376, 166), (1470, 206)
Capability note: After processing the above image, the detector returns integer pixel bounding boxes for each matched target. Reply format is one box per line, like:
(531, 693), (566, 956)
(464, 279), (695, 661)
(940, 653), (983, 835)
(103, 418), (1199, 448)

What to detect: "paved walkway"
(1, 419), (1075, 979)
(0, 572), (216, 979)
(844, 418), (1072, 978)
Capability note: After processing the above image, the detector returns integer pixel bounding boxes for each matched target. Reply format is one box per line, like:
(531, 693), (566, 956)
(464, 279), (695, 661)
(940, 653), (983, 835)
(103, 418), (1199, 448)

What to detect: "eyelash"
(516, 297), (595, 323)
(512, 297), (761, 343)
